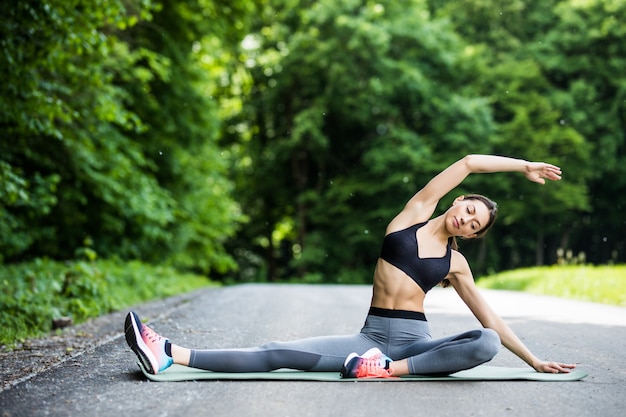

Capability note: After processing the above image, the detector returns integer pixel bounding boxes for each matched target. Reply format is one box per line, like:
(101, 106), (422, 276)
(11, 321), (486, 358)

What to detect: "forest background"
(1, 0), (625, 343)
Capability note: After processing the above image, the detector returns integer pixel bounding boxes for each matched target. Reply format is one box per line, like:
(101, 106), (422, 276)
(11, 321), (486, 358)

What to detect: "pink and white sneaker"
(340, 347), (394, 378)
(124, 311), (173, 374)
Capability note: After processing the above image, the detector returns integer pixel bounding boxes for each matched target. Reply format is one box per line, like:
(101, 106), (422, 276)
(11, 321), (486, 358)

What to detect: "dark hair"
(441, 194), (498, 288)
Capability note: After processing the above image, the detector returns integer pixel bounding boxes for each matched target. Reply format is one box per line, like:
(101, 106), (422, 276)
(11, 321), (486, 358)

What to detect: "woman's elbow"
(462, 154), (485, 173)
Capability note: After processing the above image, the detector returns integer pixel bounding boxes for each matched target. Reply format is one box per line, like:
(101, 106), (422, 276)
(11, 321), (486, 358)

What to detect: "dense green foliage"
(1, 0), (625, 290)
(478, 264), (626, 307)
(0, 258), (215, 346)
(0, 0), (243, 272)
(222, 0), (624, 281)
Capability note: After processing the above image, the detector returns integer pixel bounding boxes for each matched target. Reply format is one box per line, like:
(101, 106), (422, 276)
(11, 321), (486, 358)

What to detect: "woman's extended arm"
(388, 154), (561, 232)
(448, 254), (576, 373)
(462, 154), (562, 184)
(413, 154), (561, 206)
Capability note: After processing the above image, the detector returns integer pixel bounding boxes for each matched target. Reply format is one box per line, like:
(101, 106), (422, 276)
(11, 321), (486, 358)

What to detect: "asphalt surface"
(1, 284), (625, 417)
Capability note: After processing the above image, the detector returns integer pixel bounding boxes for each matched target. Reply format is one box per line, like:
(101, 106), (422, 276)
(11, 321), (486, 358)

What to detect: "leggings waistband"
(368, 307), (427, 321)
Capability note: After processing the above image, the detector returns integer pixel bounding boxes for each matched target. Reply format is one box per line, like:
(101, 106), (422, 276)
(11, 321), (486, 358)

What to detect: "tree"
(0, 0), (168, 262)
(0, 0), (246, 273)
(431, 0), (624, 267)
(536, 0), (626, 264)
(223, 0), (624, 281)
(223, 0), (498, 281)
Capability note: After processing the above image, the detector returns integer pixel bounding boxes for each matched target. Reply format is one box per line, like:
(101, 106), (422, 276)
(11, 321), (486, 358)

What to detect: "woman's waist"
(367, 306), (427, 321)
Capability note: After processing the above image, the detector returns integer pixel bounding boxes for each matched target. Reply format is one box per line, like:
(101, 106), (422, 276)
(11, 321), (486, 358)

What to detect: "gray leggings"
(188, 309), (501, 375)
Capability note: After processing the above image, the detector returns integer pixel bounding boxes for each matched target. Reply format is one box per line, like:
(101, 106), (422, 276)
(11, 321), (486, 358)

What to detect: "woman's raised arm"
(388, 155), (561, 231)
(412, 154), (561, 207)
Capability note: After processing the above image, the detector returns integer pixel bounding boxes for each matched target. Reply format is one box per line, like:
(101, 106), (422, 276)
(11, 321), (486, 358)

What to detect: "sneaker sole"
(340, 354), (360, 378)
(124, 312), (159, 374)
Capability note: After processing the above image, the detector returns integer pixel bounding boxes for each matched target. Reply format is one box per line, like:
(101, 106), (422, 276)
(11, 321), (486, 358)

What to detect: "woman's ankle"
(171, 344), (191, 366)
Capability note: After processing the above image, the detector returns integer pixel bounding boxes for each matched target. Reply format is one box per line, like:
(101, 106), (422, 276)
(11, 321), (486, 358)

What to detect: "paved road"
(1, 284), (625, 417)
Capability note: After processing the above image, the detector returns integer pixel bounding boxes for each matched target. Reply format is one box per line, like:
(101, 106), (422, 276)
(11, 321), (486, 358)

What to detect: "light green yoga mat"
(138, 363), (587, 382)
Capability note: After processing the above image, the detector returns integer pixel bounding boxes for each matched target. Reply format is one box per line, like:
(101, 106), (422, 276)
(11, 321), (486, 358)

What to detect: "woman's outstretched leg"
(185, 339), (346, 373)
(125, 311), (378, 374)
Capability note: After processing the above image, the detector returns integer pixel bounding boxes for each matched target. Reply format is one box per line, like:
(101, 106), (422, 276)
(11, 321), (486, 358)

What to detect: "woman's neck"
(424, 215), (452, 242)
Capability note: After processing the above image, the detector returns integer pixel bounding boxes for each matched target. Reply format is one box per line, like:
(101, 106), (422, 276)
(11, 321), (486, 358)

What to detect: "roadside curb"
(0, 287), (216, 393)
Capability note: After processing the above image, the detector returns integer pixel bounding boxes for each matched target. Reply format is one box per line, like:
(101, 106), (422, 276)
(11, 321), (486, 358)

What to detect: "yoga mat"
(137, 363), (587, 382)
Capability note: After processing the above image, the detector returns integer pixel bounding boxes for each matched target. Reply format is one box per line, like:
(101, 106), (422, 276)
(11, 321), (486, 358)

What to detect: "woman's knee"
(477, 328), (501, 361)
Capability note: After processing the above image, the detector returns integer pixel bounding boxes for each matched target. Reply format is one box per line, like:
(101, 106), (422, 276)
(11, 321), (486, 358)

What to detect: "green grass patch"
(0, 258), (217, 347)
(477, 264), (626, 307)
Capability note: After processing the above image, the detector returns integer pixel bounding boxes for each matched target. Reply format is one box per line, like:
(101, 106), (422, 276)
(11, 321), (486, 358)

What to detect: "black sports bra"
(379, 221), (452, 293)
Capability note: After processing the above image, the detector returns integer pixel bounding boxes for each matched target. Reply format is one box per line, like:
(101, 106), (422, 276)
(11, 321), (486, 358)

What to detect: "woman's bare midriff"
(370, 258), (427, 312)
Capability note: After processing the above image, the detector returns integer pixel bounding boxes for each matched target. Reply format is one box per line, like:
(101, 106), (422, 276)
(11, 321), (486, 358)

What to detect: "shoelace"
(356, 357), (395, 378)
(141, 325), (164, 345)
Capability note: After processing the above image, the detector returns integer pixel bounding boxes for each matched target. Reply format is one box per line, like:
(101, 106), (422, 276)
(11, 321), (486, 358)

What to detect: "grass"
(477, 264), (626, 307)
(0, 258), (217, 347)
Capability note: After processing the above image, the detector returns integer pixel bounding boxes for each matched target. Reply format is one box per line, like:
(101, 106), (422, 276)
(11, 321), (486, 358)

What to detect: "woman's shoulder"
(449, 250), (470, 272)
(445, 250), (475, 288)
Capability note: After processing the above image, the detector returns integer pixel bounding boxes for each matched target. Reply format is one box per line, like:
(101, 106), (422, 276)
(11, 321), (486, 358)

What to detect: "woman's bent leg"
(398, 329), (501, 375)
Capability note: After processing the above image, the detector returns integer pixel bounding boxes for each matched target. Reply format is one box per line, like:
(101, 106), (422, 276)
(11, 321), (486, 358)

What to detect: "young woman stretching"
(125, 154), (576, 378)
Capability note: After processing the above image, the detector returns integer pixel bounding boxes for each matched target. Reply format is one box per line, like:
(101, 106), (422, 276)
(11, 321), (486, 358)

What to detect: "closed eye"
(468, 205), (480, 230)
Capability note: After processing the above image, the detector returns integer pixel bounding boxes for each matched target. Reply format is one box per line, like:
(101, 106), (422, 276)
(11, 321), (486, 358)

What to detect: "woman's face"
(446, 197), (492, 238)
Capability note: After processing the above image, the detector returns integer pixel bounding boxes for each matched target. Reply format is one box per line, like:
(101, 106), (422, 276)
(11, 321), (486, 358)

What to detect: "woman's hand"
(524, 162), (562, 184)
(533, 360), (577, 374)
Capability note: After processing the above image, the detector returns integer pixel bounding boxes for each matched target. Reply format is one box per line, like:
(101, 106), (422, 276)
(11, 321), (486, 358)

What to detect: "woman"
(125, 154), (576, 378)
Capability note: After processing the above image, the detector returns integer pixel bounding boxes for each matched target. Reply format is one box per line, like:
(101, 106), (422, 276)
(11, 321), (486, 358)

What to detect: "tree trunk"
(535, 231), (544, 266)
(267, 227), (277, 281)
